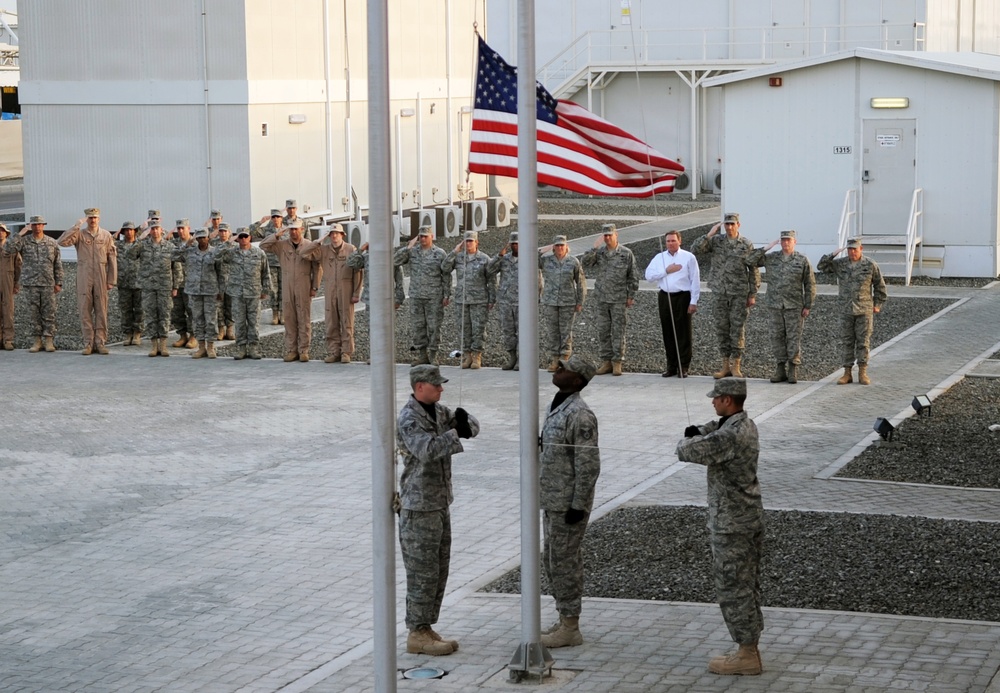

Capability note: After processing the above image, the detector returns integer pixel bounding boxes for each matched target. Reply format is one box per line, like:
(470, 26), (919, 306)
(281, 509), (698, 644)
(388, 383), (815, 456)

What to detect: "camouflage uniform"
(250, 219), (283, 314)
(394, 242), (451, 361)
(0, 234), (21, 346)
(692, 232), (759, 359)
(396, 394), (480, 630)
(129, 237), (175, 339)
(116, 236), (143, 336)
(538, 252), (586, 361)
(817, 252), (887, 367)
(170, 237), (194, 338)
(347, 248), (405, 307)
(676, 392), (763, 647)
(486, 250), (530, 354)
(3, 233), (62, 339)
(746, 246), (816, 366)
(213, 237), (237, 337)
(218, 245), (270, 349)
(172, 244), (224, 343)
(581, 244), (639, 363)
(539, 389), (600, 619)
(441, 248), (496, 353)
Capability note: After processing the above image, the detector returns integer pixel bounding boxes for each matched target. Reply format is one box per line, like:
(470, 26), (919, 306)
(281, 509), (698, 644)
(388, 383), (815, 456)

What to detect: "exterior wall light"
(870, 97), (909, 109)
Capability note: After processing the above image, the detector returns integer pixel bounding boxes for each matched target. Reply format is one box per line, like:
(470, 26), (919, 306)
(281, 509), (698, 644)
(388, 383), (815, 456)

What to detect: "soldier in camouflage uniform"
(130, 220), (176, 356)
(250, 209), (285, 324)
(581, 224), (639, 376)
(218, 228), (270, 360)
(0, 223), (21, 350)
(539, 354), (600, 649)
(170, 219), (197, 349)
(58, 208), (118, 355)
(115, 221), (143, 346)
(348, 241), (404, 364)
(2, 215), (62, 352)
(442, 230), (496, 370)
(212, 222), (237, 341)
(676, 377), (764, 676)
(538, 235), (587, 372)
(746, 230), (816, 384)
(396, 364), (480, 656)
(817, 237), (887, 385)
(692, 213), (760, 379)
(486, 231), (537, 371)
(173, 229), (224, 359)
(394, 226), (451, 365)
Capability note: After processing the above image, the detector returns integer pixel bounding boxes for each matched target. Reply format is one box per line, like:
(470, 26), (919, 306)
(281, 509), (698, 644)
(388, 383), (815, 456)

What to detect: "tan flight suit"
(58, 225), (118, 348)
(260, 233), (321, 357)
(0, 240), (21, 345)
(298, 238), (363, 358)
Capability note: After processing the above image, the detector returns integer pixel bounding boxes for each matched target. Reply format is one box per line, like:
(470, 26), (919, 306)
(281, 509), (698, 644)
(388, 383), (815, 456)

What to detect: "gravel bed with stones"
(481, 505), (1000, 621)
(835, 377), (1000, 489)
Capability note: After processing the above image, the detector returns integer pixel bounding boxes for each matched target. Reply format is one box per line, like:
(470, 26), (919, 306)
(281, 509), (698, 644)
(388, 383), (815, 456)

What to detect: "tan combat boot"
(225, 325), (235, 340)
(185, 335), (198, 349)
(133, 331), (142, 346)
(284, 352), (299, 362)
(29, 336), (42, 353)
(299, 351), (309, 362)
(470, 352), (482, 369)
(340, 353), (351, 364)
(540, 615), (583, 648)
(837, 366), (853, 385)
(427, 628), (459, 651)
(96, 344), (110, 355)
(461, 352), (472, 369)
(713, 357), (731, 379)
(277, 310), (284, 325)
(159, 338), (170, 357)
(81, 344), (93, 356)
(206, 342), (217, 359)
(323, 353), (340, 364)
(248, 343), (262, 360)
(217, 326), (225, 341)
(406, 627), (454, 656)
(708, 643), (762, 676)
(271, 312), (280, 325)
(730, 356), (744, 378)
(191, 343), (208, 359)
(612, 361), (623, 376)
(595, 360), (613, 376)
(502, 350), (517, 371)
(547, 358), (560, 372)
(233, 345), (246, 360)
(786, 363), (798, 384)
(172, 333), (188, 348)
(858, 364), (871, 385)
(2, 340), (13, 350)
(44, 336), (56, 352)
(148, 339), (159, 357)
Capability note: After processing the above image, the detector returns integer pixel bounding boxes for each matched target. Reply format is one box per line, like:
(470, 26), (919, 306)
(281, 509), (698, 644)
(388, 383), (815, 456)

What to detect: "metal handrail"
(903, 188), (924, 286)
(837, 189), (857, 250)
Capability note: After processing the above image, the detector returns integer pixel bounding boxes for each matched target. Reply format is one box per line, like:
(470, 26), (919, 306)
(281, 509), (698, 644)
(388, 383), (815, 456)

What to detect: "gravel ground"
(481, 505), (1000, 621)
(836, 377), (1000, 488)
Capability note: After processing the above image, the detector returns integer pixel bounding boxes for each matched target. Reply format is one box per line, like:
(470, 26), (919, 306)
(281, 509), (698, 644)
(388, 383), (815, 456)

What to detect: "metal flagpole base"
(507, 642), (553, 683)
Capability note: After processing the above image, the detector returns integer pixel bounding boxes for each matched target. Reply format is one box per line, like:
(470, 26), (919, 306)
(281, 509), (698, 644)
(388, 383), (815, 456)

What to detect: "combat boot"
(133, 331), (142, 346)
(708, 643), (762, 676)
(191, 343), (208, 359)
(29, 336), (42, 353)
(217, 326), (225, 341)
(248, 343), (262, 360)
(406, 627), (454, 656)
(2, 341), (13, 350)
(185, 335), (198, 349)
(44, 336), (55, 352)
(233, 345), (246, 361)
(858, 364), (871, 385)
(428, 628), (459, 651)
(411, 349), (428, 366)
(595, 360), (613, 375)
(730, 356), (744, 378)
(461, 352), (472, 369)
(612, 361), (623, 376)
(96, 344), (110, 355)
(713, 357), (731, 379)
(206, 342), (217, 359)
(172, 333), (188, 348)
(837, 366), (853, 385)
(159, 338), (170, 357)
(299, 351), (309, 363)
(284, 352), (299, 362)
(540, 615), (583, 648)
(547, 358), (560, 372)
(786, 363), (798, 384)
(271, 312), (280, 325)
(81, 344), (93, 356)
(148, 339), (159, 357)
(541, 618), (562, 635)
(277, 310), (284, 325)
(340, 353), (351, 364)
(224, 325), (235, 341)
(770, 362), (787, 383)
(470, 352), (482, 369)
(502, 350), (517, 371)
(323, 353), (340, 364)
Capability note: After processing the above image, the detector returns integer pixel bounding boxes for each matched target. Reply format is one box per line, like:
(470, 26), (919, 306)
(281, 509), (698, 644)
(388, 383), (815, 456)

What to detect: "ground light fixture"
(912, 394), (932, 417)
(874, 417), (896, 442)
(402, 666), (446, 680)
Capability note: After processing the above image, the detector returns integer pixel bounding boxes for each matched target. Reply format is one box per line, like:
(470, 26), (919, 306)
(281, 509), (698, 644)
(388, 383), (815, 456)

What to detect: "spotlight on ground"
(912, 394), (932, 418)
(874, 417), (896, 442)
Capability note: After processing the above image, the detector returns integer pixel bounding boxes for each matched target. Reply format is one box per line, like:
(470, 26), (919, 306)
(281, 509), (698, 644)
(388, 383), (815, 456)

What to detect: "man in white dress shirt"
(644, 230), (700, 378)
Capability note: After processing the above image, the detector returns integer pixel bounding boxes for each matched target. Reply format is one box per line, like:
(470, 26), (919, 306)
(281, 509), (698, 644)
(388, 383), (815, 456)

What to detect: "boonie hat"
(410, 364), (448, 387)
(29, 215), (46, 225)
(724, 212), (740, 224)
(558, 354), (597, 383)
(780, 229), (796, 239)
(707, 377), (747, 398)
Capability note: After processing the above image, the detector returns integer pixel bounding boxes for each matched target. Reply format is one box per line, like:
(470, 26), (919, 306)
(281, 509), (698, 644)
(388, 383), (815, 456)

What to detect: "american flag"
(468, 36), (684, 197)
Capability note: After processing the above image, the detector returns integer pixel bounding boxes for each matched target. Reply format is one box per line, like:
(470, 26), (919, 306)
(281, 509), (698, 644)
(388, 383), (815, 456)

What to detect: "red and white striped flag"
(468, 36), (684, 197)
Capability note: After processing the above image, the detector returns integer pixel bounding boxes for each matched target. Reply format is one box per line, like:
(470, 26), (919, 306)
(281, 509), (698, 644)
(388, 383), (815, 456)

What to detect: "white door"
(770, 0), (806, 59)
(861, 119), (916, 235)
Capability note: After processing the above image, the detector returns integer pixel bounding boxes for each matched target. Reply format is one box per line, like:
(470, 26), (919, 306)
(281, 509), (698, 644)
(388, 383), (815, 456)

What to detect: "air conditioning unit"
(487, 196), (511, 228)
(409, 209), (435, 237)
(462, 200), (487, 232)
(435, 206), (461, 238)
(673, 172), (690, 192)
(343, 221), (368, 248)
(712, 169), (723, 194)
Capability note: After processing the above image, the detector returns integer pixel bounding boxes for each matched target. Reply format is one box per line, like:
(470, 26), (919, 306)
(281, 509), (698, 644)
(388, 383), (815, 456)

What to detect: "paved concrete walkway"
(2, 282), (1000, 692)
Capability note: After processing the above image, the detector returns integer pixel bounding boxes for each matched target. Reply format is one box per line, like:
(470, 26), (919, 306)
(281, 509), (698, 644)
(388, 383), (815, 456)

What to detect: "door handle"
(862, 170), (873, 183)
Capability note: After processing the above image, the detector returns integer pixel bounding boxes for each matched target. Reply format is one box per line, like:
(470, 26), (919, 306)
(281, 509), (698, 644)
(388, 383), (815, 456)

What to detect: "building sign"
(833, 146), (852, 154)
(877, 133), (901, 148)
(621, 0), (631, 25)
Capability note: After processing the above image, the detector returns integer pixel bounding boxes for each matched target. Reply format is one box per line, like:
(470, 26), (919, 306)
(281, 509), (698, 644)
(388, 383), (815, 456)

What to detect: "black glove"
(564, 508), (587, 525)
(454, 407), (472, 439)
(684, 425), (701, 438)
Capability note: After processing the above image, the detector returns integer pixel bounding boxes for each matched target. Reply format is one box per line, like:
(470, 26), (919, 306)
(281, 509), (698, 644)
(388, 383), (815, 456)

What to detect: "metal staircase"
(853, 189), (927, 285)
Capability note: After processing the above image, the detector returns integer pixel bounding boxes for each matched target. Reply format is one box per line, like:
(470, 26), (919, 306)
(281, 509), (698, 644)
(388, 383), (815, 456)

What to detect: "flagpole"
(507, 0), (553, 682)
(367, 1), (397, 691)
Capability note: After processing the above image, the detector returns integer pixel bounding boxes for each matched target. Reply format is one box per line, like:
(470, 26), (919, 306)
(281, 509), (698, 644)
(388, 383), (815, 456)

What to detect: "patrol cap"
(85, 207), (101, 217)
(410, 364), (448, 387)
(148, 219), (162, 229)
(176, 218), (190, 228)
(210, 209), (222, 219)
(601, 223), (617, 235)
(120, 221), (136, 230)
(552, 235), (568, 246)
(724, 212), (740, 224)
(29, 215), (46, 225)
(236, 227), (250, 237)
(147, 209), (161, 219)
(558, 354), (597, 383)
(287, 220), (304, 230)
(464, 230), (478, 242)
(285, 199), (297, 208)
(418, 225), (433, 237)
(707, 377), (747, 399)
(509, 232), (519, 244)
(270, 208), (283, 218)
(780, 229), (796, 239)
(846, 237), (862, 249)
(193, 228), (210, 239)
(218, 222), (230, 231)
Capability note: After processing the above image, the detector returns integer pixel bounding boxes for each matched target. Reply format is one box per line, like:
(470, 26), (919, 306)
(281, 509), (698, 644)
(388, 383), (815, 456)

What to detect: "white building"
(705, 49), (1000, 278)
(19, 1), (486, 229)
